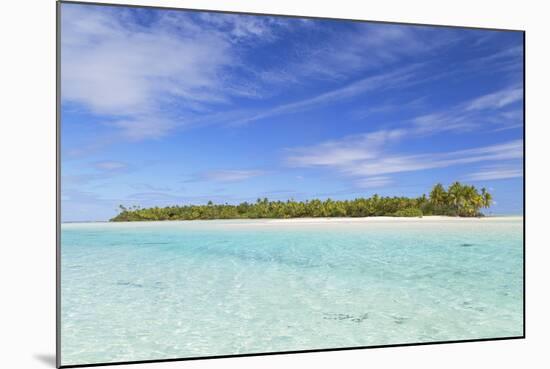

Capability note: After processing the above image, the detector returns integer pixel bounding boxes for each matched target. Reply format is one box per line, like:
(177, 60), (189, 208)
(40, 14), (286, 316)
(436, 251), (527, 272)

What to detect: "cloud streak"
(93, 160), (128, 171)
(354, 176), (393, 189)
(465, 165), (523, 181)
(466, 87), (523, 111)
(345, 140), (523, 177)
(62, 6), (235, 112)
(233, 65), (423, 125)
(283, 83), (524, 189)
(287, 129), (405, 167)
(61, 4), (286, 141)
(411, 86), (523, 134)
(195, 169), (266, 183)
(286, 125), (523, 188)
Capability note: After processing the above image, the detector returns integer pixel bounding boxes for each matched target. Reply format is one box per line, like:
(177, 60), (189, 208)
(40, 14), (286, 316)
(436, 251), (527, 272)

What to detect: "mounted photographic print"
(57, 1), (525, 367)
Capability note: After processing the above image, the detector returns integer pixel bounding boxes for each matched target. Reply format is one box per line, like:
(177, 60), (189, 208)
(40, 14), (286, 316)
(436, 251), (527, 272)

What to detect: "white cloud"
(466, 87), (523, 111)
(346, 140), (523, 176)
(232, 69), (521, 131)
(286, 129), (405, 167)
(286, 125), (523, 175)
(62, 6), (236, 112)
(61, 4), (258, 140)
(64, 5), (412, 140)
(200, 170), (265, 182)
(412, 111), (475, 133)
(197, 12), (290, 41)
(111, 117), (177, 141)
(465, 165), (523, 181)
(411, 86), (522, 133)
(61, 4), (498, 140)
(283, 22), (456, 82)
(467, 45), (523, 75)
(407, 86), (524, 134)
(129, 183), (172, 192)
(286, 123), (523, 187)
(126, 192), (184, 201)
(354, 176), (393, 189)
(94, 160), (128, 171)
(351, 97), (427, 120)
(234, 65), (422, 125)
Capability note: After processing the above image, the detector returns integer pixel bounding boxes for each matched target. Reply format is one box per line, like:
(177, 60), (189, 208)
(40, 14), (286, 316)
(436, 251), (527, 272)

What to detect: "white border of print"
(1, 1), (548, 369)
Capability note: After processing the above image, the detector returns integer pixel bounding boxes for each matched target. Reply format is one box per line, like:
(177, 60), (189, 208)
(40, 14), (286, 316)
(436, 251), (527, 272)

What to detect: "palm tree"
(430, 183), (445, 203)
(429, 183), (447, 209)
(461, 185), (480, 216)
(110, 182), (493, 221)
(481, 187), (493, 208)
(447, 182), (463, 215)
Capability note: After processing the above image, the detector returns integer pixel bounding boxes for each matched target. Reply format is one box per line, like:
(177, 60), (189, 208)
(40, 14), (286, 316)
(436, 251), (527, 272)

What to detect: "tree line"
(110, 182), (493, 221)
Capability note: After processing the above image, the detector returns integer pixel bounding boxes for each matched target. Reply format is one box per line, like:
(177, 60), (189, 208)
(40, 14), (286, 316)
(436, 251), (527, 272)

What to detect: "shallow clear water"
(61, 218), (523, 366)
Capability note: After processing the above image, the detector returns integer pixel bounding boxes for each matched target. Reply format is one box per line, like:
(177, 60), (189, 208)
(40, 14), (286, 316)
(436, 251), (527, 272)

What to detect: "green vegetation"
(393, 207), (424, 217)
(110, 182), (492, 222)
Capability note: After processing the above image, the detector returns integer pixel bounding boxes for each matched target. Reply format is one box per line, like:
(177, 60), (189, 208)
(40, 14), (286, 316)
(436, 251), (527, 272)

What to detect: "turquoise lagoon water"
(61, 218), (523, 365)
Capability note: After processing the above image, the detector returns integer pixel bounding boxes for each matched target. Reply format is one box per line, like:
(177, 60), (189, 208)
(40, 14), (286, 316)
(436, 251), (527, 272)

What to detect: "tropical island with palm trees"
(110, 182), (493, 222)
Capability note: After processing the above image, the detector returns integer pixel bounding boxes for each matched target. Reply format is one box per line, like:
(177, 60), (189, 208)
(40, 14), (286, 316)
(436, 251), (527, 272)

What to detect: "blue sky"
(60, 3), (524, 221)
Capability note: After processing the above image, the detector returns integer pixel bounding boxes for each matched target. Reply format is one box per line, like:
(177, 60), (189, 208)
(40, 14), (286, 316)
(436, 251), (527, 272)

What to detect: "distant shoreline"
(109, 183), (500, 221)
(245, 215), (524, 223)
(62, 215), (523, 225)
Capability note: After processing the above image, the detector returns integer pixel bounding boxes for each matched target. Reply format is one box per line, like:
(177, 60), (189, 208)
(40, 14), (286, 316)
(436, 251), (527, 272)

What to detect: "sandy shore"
(260, 215), (523, 224)
(62, 215), (523, 228)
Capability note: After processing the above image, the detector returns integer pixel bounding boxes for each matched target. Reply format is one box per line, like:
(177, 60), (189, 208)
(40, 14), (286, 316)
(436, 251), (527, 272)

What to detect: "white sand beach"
(260, 215), (523, 224)
(62, 216), (523, 230)
(214, 216), (524, 230)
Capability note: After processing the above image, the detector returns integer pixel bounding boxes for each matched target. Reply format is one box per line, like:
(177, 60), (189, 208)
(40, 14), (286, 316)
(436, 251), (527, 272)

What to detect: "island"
(110, 182), (493, 222)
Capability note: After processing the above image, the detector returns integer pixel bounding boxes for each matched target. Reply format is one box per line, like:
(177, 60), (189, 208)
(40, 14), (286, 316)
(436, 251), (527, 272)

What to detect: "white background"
(1, 0), (548, 368)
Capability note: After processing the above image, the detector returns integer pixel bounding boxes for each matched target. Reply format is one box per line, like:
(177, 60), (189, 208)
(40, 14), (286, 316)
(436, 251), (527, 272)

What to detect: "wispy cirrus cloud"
(350, 96), (427, 120)
(62, 7), (222, 141)
(286, 123), (523, 188)
(62, 7), (234, 112)
(464, 165), (523, 181)
(285, 83), (524, 186)
(128, 183), (173, 192)
(93, 160), (128, 171)
(410, 85), (523, 134)
(344, 140), (523, 177)
(194, 169), (266, 183)
(270, 22), (459, 83)
(286, 129), (405, 167)
(467, 45), (523, 75)
(61, 4), (289, 141)
(354, 176), (393, 189)
(197, 12), (293, 42)
(63, 160), (131, 189)
(466, 86), (523, 111)
(287, 128), (522, 173)
(232, 68), (522, 131)
(61, 3), (508, 141)
(233, 65), (423, 125)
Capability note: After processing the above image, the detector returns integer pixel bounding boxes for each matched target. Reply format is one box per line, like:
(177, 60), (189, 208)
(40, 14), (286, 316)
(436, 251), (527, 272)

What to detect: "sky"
(60, 3), (524, 222)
